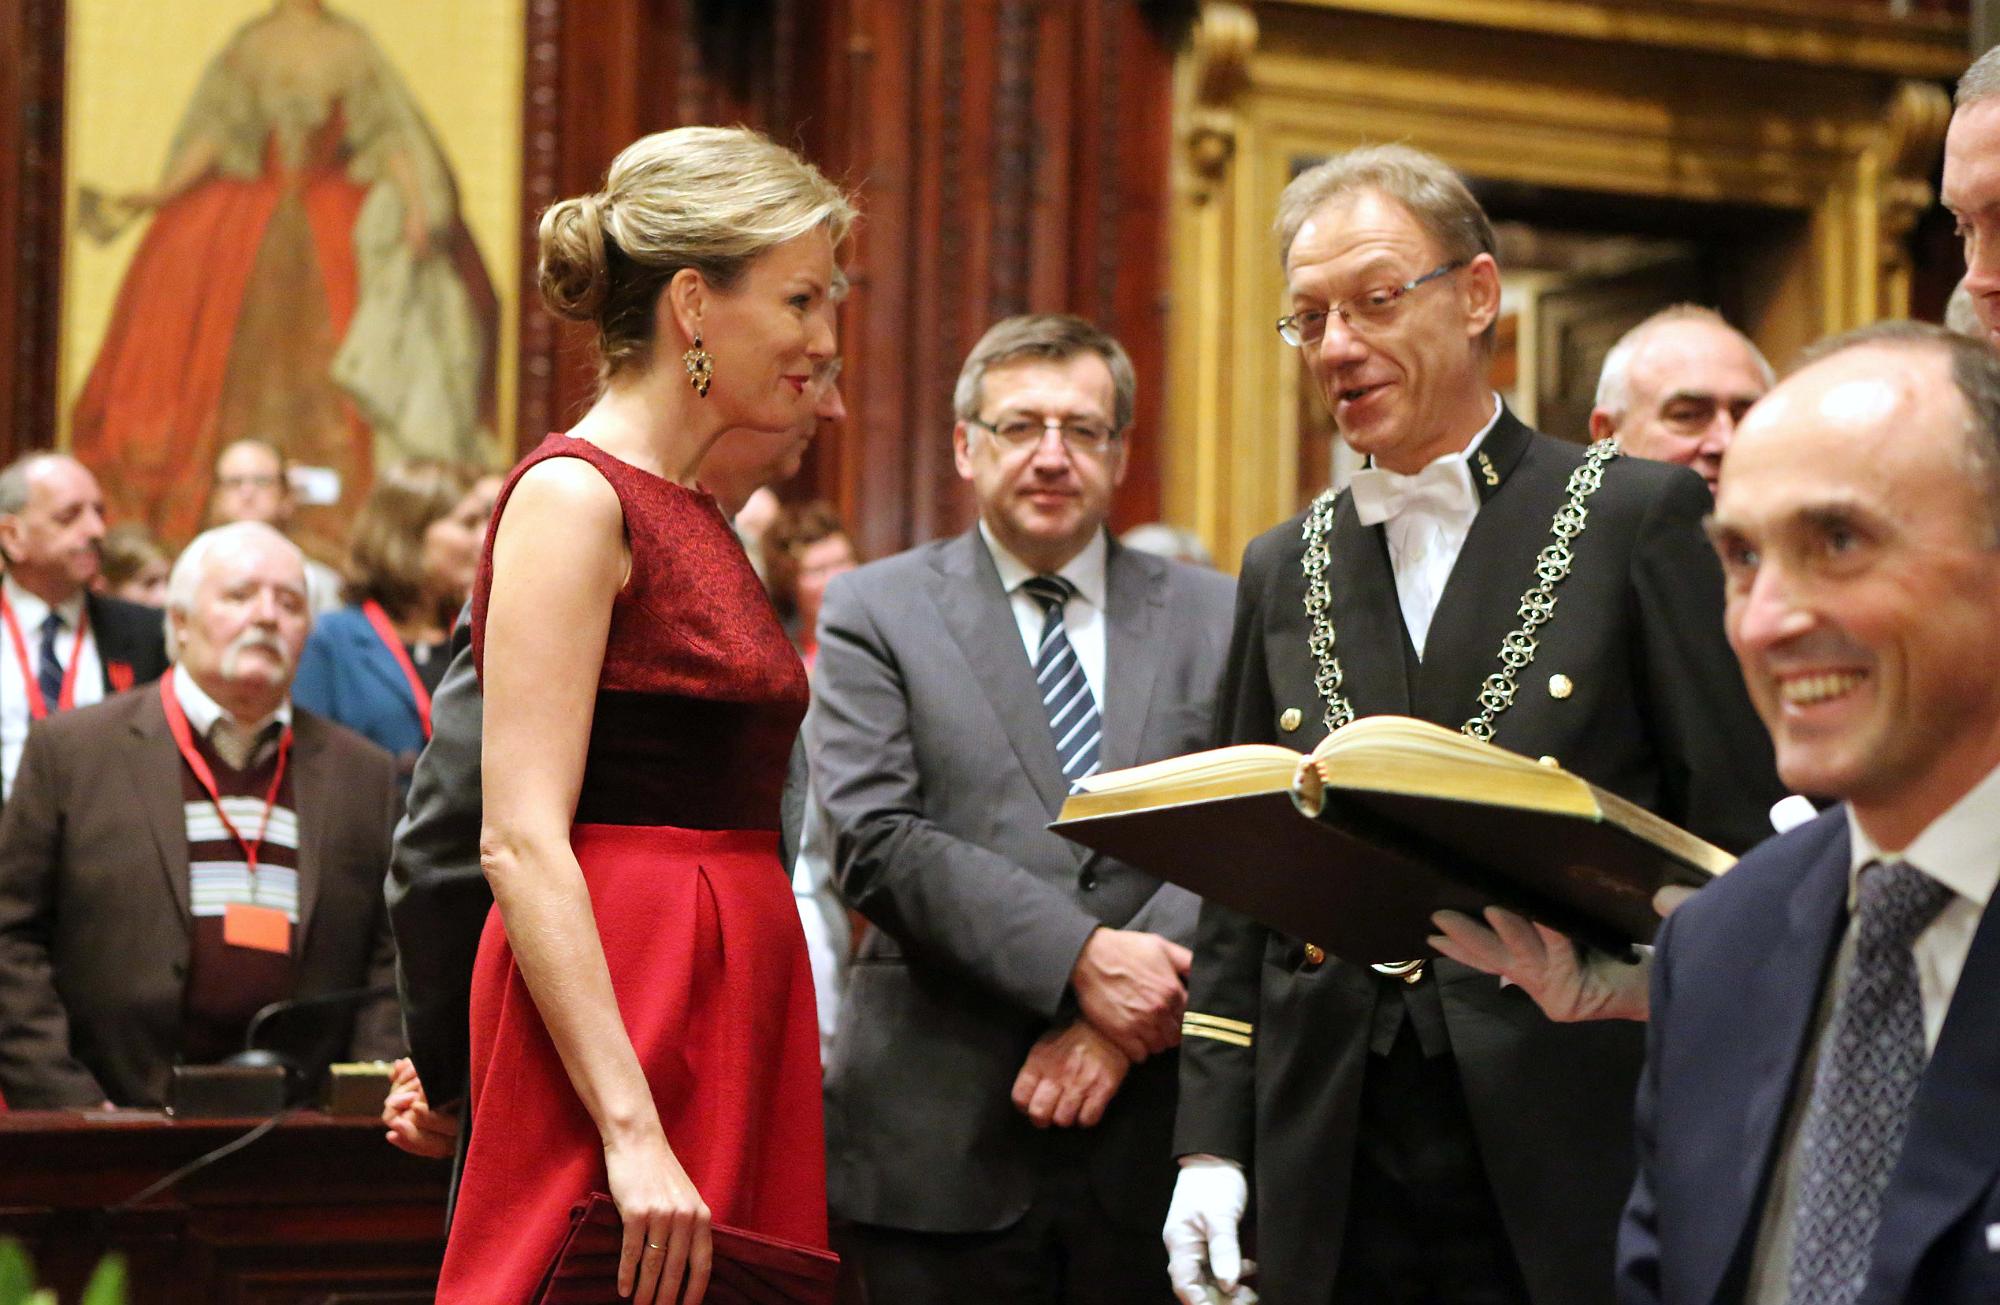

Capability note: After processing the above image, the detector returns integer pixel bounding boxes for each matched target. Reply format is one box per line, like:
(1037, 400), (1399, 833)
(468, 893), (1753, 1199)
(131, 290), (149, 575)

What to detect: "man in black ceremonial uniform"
(1162, 145), (1785, 1305)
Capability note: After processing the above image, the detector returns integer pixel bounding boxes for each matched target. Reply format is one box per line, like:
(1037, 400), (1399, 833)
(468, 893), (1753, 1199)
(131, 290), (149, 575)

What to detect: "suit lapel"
(1098, 541), (1164, 774)
(932, 532), (1069, 818)
(1865, 888), (2000, 1300)
(1413, 410), (1543, 728)
(1689, 829), (1850, 1305)
(288, 718), (327, 951)
(1328, 493), (1414, 718)
(124, 689), (194, 931)
(83, 593), (113, 694)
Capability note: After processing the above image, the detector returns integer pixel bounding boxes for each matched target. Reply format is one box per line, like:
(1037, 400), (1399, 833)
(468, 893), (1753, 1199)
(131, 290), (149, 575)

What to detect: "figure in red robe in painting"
(70, 0), (498, 554)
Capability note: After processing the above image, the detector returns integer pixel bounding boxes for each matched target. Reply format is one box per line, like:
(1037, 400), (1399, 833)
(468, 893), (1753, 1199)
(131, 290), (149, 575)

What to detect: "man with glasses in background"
(807, 314), (1234, 1302)
(1163, 145), (1782, 1305)
(207, 438), (343, 615)
(1588, 305), (1773, 494)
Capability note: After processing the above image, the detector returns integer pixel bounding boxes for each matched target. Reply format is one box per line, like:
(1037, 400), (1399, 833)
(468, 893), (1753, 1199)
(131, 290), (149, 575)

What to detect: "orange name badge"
(223, 902), (292, 955)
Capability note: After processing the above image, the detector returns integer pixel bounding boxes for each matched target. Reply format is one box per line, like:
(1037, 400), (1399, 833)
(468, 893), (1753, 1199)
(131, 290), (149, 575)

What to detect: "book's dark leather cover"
(1053, 787), (1711, 963)
(532, 1192), (838, 1305)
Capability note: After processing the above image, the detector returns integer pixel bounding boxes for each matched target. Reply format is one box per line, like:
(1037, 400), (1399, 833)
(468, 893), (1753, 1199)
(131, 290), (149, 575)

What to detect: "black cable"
(241, 982), (395, 1052)
(106, 1104), (307, 1213)
(103, 982), (397, 1212)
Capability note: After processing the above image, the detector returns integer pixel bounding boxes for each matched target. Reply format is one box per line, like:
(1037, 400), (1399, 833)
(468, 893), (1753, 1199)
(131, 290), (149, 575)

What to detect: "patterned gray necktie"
(1786, 859), (1954, 1305)
(1020, 575), (1101, 785)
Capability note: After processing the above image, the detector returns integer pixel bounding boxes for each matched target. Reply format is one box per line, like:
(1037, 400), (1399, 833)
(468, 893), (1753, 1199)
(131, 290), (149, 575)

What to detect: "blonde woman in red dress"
(436, 127), (852, 1305)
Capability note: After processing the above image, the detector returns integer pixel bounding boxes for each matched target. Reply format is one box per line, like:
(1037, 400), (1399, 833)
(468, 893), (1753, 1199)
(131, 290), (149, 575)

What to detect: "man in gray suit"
(807, 314), (1235, 1302)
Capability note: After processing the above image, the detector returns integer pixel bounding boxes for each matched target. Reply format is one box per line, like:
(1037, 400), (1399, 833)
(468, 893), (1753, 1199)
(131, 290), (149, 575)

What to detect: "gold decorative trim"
(1371, 959), (1427, 983)
(1877, 79), (1952, 307)
(1183, 3), (1260, 206)
(1272, 0), (1966, 78)
(1185, 1011), (1255, 1036)
(1183, 1020), (1255, 1048)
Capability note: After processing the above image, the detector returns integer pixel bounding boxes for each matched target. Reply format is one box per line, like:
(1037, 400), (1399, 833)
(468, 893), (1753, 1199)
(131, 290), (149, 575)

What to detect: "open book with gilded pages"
(1052, 715), (1733, 964)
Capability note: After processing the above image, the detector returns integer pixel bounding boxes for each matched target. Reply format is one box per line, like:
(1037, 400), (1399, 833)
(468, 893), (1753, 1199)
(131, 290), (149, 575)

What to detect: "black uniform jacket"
(1174, 410), (1785, 1305)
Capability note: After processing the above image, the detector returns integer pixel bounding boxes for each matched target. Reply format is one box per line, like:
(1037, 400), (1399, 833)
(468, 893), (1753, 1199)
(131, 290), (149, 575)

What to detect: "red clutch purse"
(532, 1192), (839, 1305)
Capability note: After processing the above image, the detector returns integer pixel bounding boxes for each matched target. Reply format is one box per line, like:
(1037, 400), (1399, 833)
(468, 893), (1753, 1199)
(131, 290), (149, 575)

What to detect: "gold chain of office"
(1300, 439), (1621, 743)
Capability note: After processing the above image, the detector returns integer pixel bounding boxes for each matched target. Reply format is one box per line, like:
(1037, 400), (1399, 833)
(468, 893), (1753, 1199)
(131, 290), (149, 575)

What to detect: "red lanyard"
(159, 670), (293, 875)
(360, 600), (433, 739)
(0, 590), (88, 720)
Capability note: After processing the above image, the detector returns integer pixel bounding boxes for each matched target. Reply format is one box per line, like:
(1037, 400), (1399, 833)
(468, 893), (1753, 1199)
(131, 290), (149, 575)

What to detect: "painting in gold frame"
(58, 0), (525, 560)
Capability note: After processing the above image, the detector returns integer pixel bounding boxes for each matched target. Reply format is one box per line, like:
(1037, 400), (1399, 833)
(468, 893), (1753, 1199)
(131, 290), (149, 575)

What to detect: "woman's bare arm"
(479, 455), (710, 1304)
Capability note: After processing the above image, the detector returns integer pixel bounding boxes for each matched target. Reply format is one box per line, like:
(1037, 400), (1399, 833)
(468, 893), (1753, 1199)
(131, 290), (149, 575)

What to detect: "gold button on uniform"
(1302, 942), (1325, 967)
(1279, 708), (1303, 732)
(1548, 673), (1573, 700)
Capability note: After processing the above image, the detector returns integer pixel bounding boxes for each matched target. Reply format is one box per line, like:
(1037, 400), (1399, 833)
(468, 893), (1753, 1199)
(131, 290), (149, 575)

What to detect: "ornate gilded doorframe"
(1166, 0), (1957, 569)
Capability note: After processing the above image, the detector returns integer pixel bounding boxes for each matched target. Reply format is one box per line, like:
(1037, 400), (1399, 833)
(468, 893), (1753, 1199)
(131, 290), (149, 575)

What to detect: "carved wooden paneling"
(821, 0), (1179, 558)
(0, 0), (64, 465)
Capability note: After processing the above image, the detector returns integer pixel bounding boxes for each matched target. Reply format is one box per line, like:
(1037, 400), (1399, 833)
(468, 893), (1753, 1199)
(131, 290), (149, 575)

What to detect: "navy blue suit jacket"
(293, 604), (427, 767)
(1619, 806), (2000, 1304)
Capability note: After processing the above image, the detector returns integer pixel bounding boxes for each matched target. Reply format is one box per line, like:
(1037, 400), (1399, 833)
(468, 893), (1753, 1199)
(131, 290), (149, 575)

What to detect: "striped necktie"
(36, 612), (65, 710)
(1021, 575), (1101, 785)
(1786, 859), (1953, 1304)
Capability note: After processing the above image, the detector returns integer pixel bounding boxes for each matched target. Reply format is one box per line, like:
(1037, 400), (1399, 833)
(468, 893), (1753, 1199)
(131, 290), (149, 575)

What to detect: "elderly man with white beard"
(0, 521), (403, 1108)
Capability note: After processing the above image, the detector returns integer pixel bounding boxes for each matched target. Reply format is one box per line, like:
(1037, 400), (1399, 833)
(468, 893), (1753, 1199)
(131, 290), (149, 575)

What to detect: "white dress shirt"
(170, 663), (293, 739)
(979, 521), (1109, 716)
(1746, 761), (2000, 1302)
(1, 576), (105, 799)
(792, 789), (850, 1067)
(1361, 393), (1502, 658)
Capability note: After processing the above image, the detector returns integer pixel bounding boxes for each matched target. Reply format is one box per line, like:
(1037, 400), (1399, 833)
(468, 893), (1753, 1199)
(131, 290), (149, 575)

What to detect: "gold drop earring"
(683, 331), (714, 398)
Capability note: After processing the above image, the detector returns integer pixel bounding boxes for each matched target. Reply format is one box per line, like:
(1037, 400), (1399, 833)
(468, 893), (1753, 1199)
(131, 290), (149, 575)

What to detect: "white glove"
(1428, 906), (1653, 1023)
(1164, 1155), (1259, 1305)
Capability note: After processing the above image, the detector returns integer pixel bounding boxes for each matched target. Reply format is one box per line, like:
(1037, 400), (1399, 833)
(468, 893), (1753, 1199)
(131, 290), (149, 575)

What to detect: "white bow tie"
(1348, 458), (1478, 527)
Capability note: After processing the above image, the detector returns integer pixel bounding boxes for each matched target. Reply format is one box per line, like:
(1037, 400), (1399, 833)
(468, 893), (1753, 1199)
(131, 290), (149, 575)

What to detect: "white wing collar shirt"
(979, 520), (1110, 721)
(1346, 391), (1502, 659)
(0, 574), (105, 798)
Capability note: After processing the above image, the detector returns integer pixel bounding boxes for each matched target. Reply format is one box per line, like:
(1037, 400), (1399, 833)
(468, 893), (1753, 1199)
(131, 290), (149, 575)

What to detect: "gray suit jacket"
(806, 527), (1234, 1235)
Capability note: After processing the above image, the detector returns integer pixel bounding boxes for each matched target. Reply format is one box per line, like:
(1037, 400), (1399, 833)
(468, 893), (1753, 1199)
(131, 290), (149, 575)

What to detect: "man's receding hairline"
(1287, 188), (1442, 261)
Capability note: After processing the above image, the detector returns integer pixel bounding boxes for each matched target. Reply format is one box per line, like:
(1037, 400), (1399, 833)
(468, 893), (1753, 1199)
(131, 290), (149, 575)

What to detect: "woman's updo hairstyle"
(538, 126), (855, 379)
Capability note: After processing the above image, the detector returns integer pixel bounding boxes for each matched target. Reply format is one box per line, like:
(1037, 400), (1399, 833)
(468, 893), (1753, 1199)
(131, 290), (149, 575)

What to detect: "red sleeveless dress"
(436, 434), (825, 1302)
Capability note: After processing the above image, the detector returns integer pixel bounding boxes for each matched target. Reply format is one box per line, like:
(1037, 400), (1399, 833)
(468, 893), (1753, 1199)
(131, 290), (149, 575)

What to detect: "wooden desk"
(0, 1110), (448, 1304)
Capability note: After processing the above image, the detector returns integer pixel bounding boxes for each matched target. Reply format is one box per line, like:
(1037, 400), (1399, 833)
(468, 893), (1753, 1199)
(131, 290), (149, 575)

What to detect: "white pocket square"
(1986, 1221), (2000, 1253)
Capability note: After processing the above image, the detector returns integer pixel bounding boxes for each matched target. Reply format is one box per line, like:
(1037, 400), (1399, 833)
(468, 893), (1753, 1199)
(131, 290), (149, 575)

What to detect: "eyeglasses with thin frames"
(808, 356), (843, 399)
(1276, 259), (1468, 347)
(965, 414), (1122, 457)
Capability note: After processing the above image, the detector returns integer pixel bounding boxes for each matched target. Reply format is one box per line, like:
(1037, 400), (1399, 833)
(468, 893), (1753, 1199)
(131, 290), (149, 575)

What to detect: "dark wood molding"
(813, 0), (1179, 555)
(517, 0), (565, 450)
(0, 0), (65, 463)
(1, 1112), (447, 1303)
